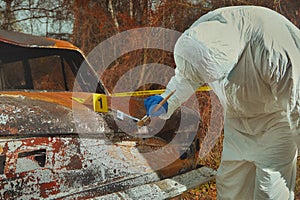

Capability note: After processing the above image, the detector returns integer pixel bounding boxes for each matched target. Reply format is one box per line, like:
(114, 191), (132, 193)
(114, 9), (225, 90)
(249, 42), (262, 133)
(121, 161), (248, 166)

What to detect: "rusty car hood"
(0, 91), (151, 136)
(0, 91), (105, 135)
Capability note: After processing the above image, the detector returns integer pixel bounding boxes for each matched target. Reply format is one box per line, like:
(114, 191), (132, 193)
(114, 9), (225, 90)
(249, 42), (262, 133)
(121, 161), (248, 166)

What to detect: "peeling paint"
(0, 131), (207, 199)
(7, 141), (22, 151)
(0, 94), (209, 199)
(0, 114), (8, 125)
(0, 95), (76, 135)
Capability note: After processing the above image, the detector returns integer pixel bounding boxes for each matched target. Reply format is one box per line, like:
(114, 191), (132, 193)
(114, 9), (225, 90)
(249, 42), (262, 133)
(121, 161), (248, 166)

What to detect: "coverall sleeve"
(160, 67), (202, 119)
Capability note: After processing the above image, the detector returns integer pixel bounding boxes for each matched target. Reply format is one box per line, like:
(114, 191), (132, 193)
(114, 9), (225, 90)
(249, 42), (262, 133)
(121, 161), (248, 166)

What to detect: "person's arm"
(145, 32), (228, 119)
(159, 68), (203, 119)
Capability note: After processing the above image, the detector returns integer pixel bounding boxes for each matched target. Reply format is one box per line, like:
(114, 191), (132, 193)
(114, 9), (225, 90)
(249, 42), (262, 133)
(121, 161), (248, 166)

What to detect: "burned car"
(0, 29), (216, 199)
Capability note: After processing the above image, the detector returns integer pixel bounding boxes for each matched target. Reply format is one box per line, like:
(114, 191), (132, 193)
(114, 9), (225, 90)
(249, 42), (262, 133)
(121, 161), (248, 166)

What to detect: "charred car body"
(0, 30), (215, 199)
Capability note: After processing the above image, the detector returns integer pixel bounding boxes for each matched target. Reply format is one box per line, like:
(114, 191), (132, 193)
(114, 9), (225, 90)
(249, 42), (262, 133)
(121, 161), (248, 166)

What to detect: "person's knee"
(216, 161), (256, 200)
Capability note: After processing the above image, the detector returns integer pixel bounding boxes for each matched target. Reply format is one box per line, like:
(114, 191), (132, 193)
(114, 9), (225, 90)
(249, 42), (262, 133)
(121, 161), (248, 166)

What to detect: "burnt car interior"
(0, 41), (105, 93)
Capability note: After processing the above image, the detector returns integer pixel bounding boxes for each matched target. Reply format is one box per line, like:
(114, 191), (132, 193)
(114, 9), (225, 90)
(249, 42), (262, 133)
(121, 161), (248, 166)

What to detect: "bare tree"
(108, 0), (119, 31)
(0, 0), (73, 38)
(71, 0), (155, 53)
(1, 0), (18, 31)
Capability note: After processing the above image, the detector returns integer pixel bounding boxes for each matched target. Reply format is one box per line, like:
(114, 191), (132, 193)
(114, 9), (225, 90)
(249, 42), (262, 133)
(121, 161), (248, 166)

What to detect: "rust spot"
(4, 190), (14, 200)
(66, 154), (82, 170)
(40, 181), (59, 198)
(0, 155), (6, 174)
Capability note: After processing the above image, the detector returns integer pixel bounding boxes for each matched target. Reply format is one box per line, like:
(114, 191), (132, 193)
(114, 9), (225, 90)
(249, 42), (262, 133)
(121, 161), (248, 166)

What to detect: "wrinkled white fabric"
(161, 65), (201, 119)
(160, 6), (300, 199)
(162, 6), (300, 131)
(217, 114), (297, 199)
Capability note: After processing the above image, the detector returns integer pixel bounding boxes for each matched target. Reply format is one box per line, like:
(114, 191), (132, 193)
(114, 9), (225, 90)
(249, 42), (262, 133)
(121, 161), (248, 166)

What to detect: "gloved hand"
(144, 95), (168, 117)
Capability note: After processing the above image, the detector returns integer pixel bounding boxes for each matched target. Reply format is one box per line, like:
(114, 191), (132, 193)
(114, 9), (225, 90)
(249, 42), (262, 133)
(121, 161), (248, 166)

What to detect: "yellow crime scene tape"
(111, 85), (212, 97)
(72, 85), (212, 113)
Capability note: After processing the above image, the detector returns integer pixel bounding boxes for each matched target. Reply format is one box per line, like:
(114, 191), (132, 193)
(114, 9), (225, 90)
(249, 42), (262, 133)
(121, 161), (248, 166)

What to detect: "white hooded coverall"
(160, 6), (300, 200)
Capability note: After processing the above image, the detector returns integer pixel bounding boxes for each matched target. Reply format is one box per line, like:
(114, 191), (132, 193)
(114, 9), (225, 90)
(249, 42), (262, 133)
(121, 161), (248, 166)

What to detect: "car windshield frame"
(0, 41), (105, 93)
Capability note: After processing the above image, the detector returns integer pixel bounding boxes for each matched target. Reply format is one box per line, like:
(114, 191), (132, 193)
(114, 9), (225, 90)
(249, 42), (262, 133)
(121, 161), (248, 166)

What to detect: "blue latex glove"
(144, 95), (168, 117)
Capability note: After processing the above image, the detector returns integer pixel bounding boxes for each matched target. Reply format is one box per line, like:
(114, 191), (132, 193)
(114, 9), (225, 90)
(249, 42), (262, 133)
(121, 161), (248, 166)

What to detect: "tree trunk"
(2, 0), (14, 30)
(108, 0), (119, 31)
(129, 0), (133, 19)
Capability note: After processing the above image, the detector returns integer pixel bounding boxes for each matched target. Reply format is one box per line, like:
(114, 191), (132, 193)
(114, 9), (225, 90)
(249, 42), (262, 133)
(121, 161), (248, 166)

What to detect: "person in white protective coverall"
(144, 6), (300, 200)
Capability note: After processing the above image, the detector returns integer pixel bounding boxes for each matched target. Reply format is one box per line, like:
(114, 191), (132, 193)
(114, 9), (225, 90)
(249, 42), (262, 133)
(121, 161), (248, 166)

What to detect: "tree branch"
(11, 6), (63, 13)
